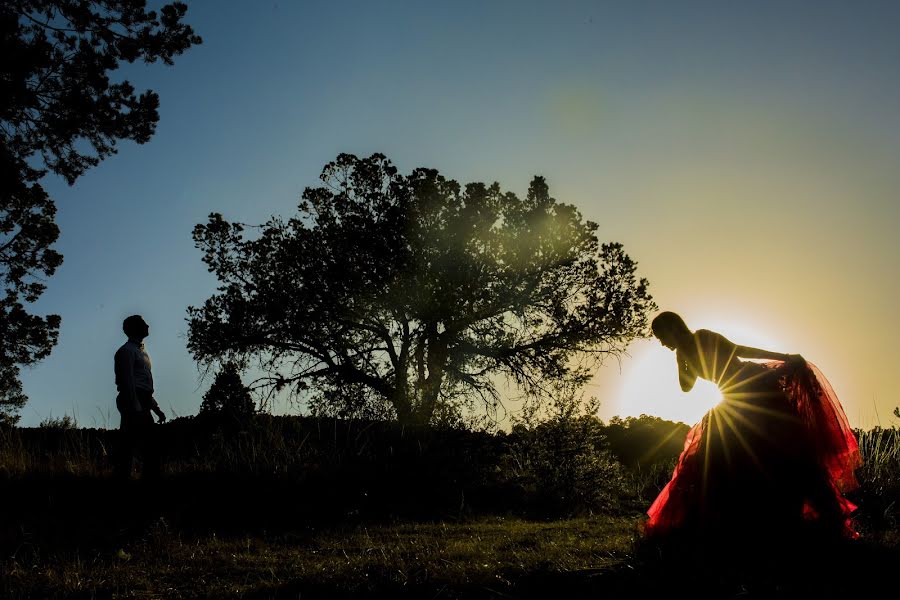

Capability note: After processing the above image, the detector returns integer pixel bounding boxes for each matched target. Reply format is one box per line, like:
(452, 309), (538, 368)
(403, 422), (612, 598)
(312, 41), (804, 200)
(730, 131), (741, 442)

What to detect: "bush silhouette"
(503, 415), (630, 517)
(38, 414), (78, 430)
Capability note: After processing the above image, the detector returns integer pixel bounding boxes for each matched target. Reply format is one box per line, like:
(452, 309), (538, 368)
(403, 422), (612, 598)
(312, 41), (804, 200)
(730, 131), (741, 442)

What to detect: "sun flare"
(614, 320), (784, 425)
(616, 341), (723, 425)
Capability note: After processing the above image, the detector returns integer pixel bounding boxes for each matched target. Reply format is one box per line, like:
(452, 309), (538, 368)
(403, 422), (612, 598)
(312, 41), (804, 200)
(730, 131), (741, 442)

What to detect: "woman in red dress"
(645, 312), (861, 544)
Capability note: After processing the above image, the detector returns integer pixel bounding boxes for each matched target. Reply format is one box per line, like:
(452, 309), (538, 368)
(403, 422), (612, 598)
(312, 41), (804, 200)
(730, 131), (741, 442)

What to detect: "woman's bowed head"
(650, 311), (691, 351)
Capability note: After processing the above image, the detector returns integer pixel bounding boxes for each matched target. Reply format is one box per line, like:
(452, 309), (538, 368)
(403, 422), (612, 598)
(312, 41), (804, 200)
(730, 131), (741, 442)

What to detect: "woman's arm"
(735, 344), (802, 362)
(676, 349), (697, 392)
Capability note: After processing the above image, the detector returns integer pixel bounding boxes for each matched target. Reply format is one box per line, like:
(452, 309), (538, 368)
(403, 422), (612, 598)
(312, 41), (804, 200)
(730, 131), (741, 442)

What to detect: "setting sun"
(613, 319), (785, 425)
(616, 341), (722, 425)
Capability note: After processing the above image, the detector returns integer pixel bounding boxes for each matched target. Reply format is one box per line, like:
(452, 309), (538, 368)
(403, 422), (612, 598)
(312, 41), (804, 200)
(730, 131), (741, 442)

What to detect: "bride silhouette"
(645, 312), (861, 544)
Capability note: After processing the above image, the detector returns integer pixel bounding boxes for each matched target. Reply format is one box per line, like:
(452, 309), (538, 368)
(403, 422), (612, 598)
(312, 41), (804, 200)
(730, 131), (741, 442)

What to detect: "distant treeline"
(1, 415), (896, 529)
(1, 414), (688, 519)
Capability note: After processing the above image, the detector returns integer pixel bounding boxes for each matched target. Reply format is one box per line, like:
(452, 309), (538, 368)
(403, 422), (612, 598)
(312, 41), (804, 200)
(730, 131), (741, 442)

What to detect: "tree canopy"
(188, 153), (656, 425)
(0, 1), (200, 423)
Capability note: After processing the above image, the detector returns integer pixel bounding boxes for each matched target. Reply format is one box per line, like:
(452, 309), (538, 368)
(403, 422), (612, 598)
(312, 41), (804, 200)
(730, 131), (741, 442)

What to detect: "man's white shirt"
(114, 339), (154, 411)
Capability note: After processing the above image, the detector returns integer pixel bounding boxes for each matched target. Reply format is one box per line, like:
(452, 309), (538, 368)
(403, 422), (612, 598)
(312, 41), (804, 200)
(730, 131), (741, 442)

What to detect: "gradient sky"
(18, 0), (900, 428)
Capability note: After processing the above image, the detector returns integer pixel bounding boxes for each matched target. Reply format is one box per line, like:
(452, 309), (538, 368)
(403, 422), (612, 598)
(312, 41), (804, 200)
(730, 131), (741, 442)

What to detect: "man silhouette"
(114, 315), (166, 479)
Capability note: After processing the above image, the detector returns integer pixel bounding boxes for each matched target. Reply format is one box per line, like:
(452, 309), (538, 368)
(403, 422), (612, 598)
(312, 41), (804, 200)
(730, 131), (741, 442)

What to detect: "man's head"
(123, 315), (149, 340)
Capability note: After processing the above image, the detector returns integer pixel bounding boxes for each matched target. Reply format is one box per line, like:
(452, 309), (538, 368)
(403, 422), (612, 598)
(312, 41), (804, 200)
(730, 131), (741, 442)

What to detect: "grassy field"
(3, 509), (897, 599)
(2, 516), (638, 599)
(1, 419), (897, 599)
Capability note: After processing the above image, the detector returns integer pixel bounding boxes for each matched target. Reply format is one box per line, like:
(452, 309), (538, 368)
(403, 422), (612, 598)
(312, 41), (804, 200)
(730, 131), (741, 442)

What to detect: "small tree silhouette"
(199, 363), (255, 421)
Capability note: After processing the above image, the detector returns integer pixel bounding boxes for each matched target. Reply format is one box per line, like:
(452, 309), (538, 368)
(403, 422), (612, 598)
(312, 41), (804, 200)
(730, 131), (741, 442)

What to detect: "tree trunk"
(391, 334), (415, 423)
(415, 328), (447, 425)
(390, 376), (413, 423)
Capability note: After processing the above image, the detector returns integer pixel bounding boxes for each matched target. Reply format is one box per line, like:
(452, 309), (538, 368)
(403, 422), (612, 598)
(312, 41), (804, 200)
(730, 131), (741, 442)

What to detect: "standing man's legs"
(116, 410), (138, 479)
(135, 389), (162, 479)
(116, 408), (160, 479)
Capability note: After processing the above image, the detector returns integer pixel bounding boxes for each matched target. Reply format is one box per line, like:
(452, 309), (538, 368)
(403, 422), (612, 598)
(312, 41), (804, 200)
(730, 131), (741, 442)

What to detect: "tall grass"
(857, 427), (900, 488)
(0, 425), (108, 477)
(2, 417), (898, 527)
(855, 427), (900, 533)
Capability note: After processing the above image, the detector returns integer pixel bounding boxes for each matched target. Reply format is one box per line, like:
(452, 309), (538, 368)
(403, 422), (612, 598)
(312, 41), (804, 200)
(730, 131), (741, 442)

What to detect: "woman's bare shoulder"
(693, 329), (736, 348)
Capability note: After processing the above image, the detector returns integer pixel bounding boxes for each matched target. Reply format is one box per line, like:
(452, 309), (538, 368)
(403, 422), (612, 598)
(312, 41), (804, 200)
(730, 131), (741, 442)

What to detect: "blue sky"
(19, 1), (900, 428)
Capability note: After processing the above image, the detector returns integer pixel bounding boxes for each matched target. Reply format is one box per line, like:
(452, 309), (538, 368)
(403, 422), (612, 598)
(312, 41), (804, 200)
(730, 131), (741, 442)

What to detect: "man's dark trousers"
(115, 390), (161, 479)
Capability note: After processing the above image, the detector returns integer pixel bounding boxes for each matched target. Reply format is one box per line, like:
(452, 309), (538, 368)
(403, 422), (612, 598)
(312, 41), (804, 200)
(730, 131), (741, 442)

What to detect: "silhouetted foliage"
(306, 381), (396, 422)
(3, 415), (897, 532)
(188, 153), (656, 424)
(505, 416), (628, 517)
(199, 363), (255, 422)
(0, 1), (200, 423)
(38, 413), (77, 430)
(502, 382), (631, 516)
(604, 414), (691, 470)
(0, 147), (61, 424)
(854, 426), (900, 534)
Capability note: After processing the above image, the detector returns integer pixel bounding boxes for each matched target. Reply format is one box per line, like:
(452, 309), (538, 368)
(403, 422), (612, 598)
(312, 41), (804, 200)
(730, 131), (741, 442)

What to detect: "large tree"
(188, 153), (655, 425)
(0, 1), (200, 423)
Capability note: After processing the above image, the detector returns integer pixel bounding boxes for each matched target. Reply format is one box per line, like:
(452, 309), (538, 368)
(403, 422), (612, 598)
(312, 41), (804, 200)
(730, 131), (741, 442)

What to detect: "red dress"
(645, 332), (861, 540)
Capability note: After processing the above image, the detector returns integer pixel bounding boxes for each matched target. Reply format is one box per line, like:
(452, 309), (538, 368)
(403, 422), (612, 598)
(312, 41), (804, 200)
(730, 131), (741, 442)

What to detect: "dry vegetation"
(0, 417), (897, 599)
(2, 517), (637, 599)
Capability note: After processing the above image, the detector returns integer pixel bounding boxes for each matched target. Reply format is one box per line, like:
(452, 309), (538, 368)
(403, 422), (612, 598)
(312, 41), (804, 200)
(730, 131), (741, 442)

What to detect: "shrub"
(501, 383), (630, 517)
(38, 414), (78, 430)
(603, 414), (689, 470)
(504, 416), (629, 517)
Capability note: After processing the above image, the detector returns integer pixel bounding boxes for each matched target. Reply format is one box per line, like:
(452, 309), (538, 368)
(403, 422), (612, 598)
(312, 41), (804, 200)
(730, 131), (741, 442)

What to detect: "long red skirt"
(645, 361), (861, 539)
